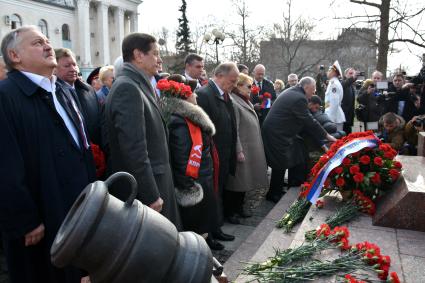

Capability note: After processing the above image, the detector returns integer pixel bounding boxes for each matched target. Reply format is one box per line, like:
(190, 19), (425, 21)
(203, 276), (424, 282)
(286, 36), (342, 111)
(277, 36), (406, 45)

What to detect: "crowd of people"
(0, 25), (424, 283)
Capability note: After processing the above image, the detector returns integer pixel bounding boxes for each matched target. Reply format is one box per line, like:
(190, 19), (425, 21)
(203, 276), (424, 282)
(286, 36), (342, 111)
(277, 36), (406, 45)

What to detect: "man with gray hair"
(262, 77), (336, 202)
(251, 64), (276, 125)
(197, 62), (238, 248)
(287, 73), (299, 88)
(0, 26), (95, 283)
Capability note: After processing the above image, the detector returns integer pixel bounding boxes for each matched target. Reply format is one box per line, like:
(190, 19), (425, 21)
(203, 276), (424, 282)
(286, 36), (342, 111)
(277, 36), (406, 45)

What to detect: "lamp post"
(203, 29), (225, 64)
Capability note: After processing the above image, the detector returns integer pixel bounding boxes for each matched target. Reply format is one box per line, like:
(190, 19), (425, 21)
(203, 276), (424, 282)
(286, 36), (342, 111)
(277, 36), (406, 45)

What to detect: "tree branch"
(388, 38), (425, 48)
(350, 0), (381, 9)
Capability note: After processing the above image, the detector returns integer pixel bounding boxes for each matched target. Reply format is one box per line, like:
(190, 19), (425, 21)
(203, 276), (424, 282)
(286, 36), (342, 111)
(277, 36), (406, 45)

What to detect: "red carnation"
(349, 165), (360, 175)
(374, 157), (383, 167)
(342, 158), (351, 166)
(315, 199), (324, 208)
(251, 85), (260, 95)
(353, 172), (364, 183)
(263, 92), (272, 99)
(389, 168), (400, 181)
(90, 143), (106, 178)
(359, 155), (370, 165)
(393, 161), (402, 169)
(334, 166), (343, 175)
(389, 272), (400, 283)
(371, 172), (381, 185)
(156, 79), (170, 91)
(336, 177), (345, 187)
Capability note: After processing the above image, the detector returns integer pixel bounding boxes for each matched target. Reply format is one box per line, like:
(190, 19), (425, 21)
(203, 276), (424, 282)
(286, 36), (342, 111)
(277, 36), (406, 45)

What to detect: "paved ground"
(0, 187), (277, 283)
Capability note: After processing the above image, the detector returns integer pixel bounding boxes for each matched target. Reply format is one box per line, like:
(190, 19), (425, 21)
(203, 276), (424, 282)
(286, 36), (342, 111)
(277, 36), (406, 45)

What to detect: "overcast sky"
(138, 0), (425, 75)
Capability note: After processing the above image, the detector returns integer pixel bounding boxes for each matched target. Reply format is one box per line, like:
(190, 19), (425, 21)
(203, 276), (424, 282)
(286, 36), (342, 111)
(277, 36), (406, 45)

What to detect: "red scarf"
(185, 118), (203, 179)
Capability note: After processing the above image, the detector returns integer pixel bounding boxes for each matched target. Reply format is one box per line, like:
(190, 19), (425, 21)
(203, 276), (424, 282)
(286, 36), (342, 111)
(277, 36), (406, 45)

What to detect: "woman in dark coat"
(164, 76), (220, 238)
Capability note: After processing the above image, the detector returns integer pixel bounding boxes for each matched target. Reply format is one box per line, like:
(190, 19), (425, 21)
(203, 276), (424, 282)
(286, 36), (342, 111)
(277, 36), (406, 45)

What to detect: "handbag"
(355, 104), (367, 122)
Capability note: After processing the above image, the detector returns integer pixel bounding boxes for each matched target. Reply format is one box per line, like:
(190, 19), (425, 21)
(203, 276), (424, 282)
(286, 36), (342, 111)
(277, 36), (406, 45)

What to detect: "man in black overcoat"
(262, 77), (336, 202)
(341, 68), (357, 134)
(197, 62), (238, 244)
(104, 33), (181, 228)
(0, 26), (95, 283)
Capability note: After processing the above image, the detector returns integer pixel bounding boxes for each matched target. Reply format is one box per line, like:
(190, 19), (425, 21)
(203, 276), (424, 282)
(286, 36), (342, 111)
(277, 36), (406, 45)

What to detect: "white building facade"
(0, 0), (141, 76)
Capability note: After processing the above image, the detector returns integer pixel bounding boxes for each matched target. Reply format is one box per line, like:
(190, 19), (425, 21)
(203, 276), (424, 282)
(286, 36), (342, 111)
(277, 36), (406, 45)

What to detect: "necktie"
(257, 81), (262, 91)
(223, 92), (229, 102)
(58, 87), (90, 149)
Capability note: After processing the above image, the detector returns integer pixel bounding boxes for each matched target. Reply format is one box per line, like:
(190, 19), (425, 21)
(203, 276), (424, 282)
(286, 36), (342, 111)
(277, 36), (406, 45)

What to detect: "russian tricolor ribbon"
(306, 135), (380, 204)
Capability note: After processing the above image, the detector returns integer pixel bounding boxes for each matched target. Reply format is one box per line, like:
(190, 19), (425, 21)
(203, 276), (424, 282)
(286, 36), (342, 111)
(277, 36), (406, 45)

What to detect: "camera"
(413, 117), (425, 128)
(319, 65), (325, 71)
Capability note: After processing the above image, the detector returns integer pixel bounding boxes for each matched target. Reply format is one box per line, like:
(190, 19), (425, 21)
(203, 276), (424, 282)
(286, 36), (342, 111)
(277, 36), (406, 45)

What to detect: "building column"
(97, 2), (110, 65)
(116, 7), (125, 48)
(130, 12), (138, 33)
(76, 0), (91, 67)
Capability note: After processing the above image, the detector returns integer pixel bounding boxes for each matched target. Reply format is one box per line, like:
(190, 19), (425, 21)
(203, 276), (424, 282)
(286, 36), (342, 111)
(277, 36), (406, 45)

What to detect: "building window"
(10, 14), (22, 30)
(62, 24), (70, 41)
(38, 19), (48, 37)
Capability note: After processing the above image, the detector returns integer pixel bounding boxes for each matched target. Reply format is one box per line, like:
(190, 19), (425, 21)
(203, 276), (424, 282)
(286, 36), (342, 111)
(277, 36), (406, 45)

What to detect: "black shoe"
(226, 214), (241, 224)
(266, 193), (282, 203)
(206, 236), (224, 250)
(237, 208), (253, 218)
(212, 229), (235, 241)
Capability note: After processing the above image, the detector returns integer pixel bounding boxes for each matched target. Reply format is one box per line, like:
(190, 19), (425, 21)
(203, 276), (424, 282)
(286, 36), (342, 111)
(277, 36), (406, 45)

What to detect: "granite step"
(225, 187), (301, 281)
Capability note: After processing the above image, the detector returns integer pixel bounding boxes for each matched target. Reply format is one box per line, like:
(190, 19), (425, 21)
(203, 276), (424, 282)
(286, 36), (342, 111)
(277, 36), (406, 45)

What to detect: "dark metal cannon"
(51, 172), (213, 283)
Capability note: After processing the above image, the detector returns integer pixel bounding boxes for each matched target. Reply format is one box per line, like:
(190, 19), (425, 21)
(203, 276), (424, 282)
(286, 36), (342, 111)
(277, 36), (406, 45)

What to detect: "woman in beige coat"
(225, 73), (269, 223)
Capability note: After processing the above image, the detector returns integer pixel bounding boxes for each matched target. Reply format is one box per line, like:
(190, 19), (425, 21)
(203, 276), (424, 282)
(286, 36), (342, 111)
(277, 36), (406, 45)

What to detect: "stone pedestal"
(418, 132), (425, 157)
(373, 155), (425, 232)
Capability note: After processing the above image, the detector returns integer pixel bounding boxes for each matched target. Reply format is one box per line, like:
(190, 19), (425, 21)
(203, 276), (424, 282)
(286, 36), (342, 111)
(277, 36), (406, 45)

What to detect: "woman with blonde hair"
(225, 73), (269, 223)
(274, 79), (285, 96)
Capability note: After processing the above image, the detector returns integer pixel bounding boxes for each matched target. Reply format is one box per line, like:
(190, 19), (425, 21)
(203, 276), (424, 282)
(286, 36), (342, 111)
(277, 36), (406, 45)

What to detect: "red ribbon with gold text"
(185, 118), (203, 179)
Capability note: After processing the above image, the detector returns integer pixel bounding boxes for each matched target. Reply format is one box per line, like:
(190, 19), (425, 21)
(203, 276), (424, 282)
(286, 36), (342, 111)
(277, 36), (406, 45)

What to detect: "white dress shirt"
(21, 71), (80, 147)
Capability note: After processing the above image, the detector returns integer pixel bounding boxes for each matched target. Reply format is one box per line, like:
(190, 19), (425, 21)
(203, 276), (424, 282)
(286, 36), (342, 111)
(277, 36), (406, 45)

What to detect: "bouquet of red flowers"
(156, 79), (193, 99)
(260, 92), (272, 109)
(90, 143), (106, 178)
(310, 131), (402, 200)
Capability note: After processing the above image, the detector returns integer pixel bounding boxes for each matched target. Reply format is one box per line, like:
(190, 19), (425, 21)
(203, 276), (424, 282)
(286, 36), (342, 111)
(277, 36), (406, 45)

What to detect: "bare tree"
(341, 0), (425, 74)
(270, 0), (338, 77)
(226, 0), (264, 67)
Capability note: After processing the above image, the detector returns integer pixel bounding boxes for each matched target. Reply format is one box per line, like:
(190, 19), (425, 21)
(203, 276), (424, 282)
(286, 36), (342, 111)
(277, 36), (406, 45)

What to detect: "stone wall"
(260, 28), (377, 81)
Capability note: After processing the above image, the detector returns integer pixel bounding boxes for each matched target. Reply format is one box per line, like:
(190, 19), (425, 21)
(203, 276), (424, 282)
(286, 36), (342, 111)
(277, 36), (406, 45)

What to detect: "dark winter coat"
(167, 97), (220, 234)
(0, 70), (96, 283)
(196, 79), (237, 177)
(104, 62), (181, 229)
(262, 85), (328, 170)
(341, 77), (356, 126)
(357, 88), (382, 122)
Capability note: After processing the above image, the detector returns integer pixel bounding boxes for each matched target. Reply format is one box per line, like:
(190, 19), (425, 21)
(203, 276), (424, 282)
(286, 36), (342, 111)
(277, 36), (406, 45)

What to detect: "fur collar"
(166, 96), (216, 135)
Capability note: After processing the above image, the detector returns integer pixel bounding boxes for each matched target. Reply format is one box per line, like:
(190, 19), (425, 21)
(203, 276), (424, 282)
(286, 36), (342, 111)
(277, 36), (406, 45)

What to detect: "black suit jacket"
(250, 79), (276, 124)
(197, 79), (237, 175)
(262, 86), (327, 170)
(0, 70), (95, 282)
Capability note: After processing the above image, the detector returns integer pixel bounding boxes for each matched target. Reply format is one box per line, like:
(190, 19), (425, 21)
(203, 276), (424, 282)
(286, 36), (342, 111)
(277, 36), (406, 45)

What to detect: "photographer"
(381, 73), (409, 115)
(357, 79), (382, 130)
(404, 115), (425, 155)
(378, 112), (405, 152)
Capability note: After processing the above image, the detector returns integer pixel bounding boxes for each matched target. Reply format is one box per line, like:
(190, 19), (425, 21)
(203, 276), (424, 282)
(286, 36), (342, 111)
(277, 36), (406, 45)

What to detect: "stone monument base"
(373, 155), (425, 232)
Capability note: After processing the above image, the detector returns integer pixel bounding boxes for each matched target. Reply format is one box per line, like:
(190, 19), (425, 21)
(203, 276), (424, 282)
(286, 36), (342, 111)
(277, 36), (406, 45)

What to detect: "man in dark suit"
(197, 62), (238, 247)
(251, 64), (276, 125)
(55, 48), (102, 146)
(341, 68), (357, 134)
(262, 77), (336, 202)
(104, 33), (181, 228)
(0, 26), (95, 283)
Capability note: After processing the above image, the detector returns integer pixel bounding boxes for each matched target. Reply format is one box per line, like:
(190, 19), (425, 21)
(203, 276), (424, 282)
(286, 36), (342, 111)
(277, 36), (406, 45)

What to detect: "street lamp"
(204, 29), (225, 64)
